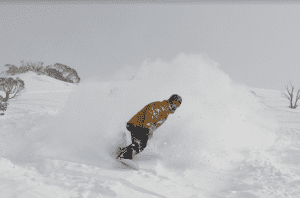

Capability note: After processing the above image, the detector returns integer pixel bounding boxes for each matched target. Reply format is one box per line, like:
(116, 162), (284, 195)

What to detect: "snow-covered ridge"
(14, 71), (75, 92)
(0, 72), (75, 116)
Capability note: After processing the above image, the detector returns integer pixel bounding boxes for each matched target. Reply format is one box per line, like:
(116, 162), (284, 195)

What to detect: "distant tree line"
(4, 61), (80, 83)
(0, 61), (80, 114)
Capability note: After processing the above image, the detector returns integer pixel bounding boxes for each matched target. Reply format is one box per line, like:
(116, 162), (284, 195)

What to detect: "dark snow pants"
(118, 123), (150, 159)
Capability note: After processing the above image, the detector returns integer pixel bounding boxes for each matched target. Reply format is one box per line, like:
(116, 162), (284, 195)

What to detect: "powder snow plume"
(33, 53), (278, 172)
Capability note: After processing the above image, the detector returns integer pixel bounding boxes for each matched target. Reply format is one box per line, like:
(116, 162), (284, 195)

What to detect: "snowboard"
(119, 158), (139, 171)
(116, 147), (139, 171)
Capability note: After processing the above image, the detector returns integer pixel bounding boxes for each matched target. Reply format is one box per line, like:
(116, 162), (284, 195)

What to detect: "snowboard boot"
(116, 147), (126, 159)
(117, 145), (136, 160)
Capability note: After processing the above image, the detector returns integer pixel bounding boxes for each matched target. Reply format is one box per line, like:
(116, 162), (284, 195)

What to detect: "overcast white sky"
(1, 1), (300, 90)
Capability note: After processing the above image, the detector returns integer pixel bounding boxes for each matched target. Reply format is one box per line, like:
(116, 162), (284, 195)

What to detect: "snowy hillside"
(0, 72), (74, 116)
(0, 55), (300, 197)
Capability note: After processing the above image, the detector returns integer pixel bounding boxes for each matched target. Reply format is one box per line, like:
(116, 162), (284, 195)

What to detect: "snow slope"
(0, 55), (299, 197)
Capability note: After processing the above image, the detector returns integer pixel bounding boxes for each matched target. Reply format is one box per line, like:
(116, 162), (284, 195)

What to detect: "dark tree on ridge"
(282, 82), (300, 109)
(0, 77), (25, 102)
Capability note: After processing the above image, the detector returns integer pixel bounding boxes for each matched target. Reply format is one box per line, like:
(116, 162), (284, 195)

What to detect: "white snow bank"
(29, 54), (278, 173)
(2, 72), (74, 116)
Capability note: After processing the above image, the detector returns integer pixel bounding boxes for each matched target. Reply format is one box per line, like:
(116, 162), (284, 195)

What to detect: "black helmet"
(169, 94), (182, 105)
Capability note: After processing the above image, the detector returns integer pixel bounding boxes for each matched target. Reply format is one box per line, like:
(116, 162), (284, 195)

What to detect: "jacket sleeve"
(150, 103), (169, 130)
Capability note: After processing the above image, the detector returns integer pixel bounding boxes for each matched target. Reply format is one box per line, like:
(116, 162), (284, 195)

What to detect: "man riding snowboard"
(118, 94), (182, 160)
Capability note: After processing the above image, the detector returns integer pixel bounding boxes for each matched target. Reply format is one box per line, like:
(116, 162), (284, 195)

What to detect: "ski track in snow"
(1, 72), (300, 197)
(0, 157), (182, 198)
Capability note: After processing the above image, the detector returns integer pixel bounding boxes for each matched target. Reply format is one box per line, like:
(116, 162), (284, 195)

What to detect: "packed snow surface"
(0, 54), (299, 197)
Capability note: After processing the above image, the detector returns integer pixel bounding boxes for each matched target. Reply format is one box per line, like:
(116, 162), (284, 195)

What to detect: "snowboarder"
(117, 94), (182, 161)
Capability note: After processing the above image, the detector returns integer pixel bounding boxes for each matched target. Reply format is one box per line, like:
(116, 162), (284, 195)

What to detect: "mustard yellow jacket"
(128, 100), (174, 131)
